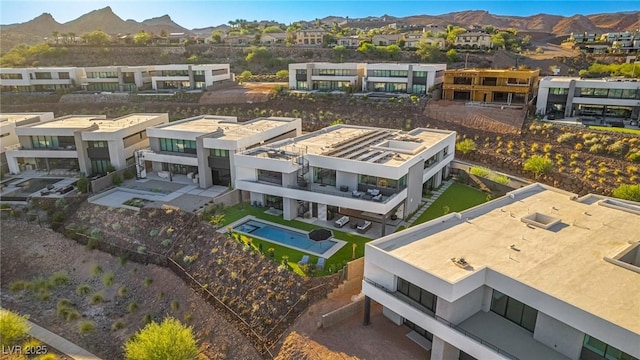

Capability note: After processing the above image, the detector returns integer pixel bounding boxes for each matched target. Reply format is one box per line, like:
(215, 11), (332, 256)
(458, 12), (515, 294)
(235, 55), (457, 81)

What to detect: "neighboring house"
(363, 63), (446, 95)
(148, 64), (231, 90)
(454, 32), (493, 49)
(168, 32), (188, 44)
(442, 69), (540, 105)
(536, 76), (640, 120)
(224, 34), (255, 45)
(295, 28), (327, 45)
(404, 33), (445, 49)
(362, 182), (640, 360)
(5, 113), (168, 175)
(233, 124), (455, 236)
(372, 34), (403, 46)
(0, 112), (54, 174)
(137, 115), (301, 188)
(335, 36), (361, 48)
(260, 32), (286, 45)
(82, 65), (155, 92)
(288, 63), (365, 91)
(0, 67), (83, 92)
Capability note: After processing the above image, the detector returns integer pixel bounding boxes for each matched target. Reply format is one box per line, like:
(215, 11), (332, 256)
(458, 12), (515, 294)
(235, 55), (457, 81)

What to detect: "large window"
(404, 319), (433, 342)
(453, 77), (473, 85)
(86, 71), (117, 79)
(31, 136), (59, 149)
(0, 73), (23, 80)
(34, 72), (52, 80)
(313, 69), (357, 76)
(370, 82), (407, 93)
(313, 167), (336, 186)
(209, 149), (229, 158)
(257, 169), (282, 185)
(582, 335), (639, 360)
(549, 87), (569, 95)
(88, 141), (107, 148)
(490, 290), (538, 333)
(159, 138), (197, 154)
(58, 72), (70, 79)
(371, 69), (408, 78)
(296, 81), (308, 90)
(91, 159), (112, 175)
(397, 277), (437, 313)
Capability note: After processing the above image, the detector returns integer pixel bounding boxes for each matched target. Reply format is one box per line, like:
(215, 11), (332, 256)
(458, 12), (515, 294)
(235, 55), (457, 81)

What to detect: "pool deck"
(222, 215), (347, 258)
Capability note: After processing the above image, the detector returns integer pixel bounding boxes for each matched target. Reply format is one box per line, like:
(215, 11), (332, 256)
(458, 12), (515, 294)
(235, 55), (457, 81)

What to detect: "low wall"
(213, 189), (249, 208)
(345, 257), (364, 281)
(321, 296), (365, 329)
(90, 165), (136, 194)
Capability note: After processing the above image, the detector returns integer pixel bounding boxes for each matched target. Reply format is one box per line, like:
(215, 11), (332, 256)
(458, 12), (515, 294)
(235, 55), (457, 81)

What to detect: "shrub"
(170, 301), (180, 312)
(102, 272), (115, 287)
(89, 292), (104, 305)
(491, 174), (510, 185)
(118, 286), (128, 297)
(0, 310), (30, 346)
(127, 301), (139, 313)
(77, 176), (90, 193)
(49, 271), (69, 286)
(557, 133), (576, 144)
(112, 319), (126, 331)
(143, 278), (153, 286)
(183, 254), (198, 264)
(628, 152), (640, 163)
(607, 141), (629, 156)
(612, 184), (640, 202)
(455, 139), (477, 157)
(469, 167), (491, 178)
(125, 317), (198, 360)
(76, 284), (91, 296)
(523, 155), (553, 178)
(589, 144), (605, 154)
(574, 143), (583, 151)
(78, 321), (95, 334)
(90, 264), (103, 277)
(112, 174), (122, 186)
(123, 169), (134, 180)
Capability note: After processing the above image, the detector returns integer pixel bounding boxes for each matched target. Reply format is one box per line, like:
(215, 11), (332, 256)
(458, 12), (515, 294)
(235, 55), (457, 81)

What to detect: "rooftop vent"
(521, 212), (561, 230)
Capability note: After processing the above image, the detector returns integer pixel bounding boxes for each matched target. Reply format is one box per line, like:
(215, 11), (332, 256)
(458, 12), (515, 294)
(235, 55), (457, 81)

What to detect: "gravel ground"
(0, 220), (260, 360)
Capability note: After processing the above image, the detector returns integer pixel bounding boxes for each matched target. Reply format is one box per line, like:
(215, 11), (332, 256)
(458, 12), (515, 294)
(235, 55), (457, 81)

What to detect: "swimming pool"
(235, 219), (344, 257)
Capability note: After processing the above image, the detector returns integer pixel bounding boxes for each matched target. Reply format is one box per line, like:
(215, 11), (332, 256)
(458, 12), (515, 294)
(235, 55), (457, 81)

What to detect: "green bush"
(523, 155), (553, 178)
(123, 169), (134, 180)
(112, 174), (122, 186)
(0, 310), (30, 346)
(124, 317), (199, 360)
(77, 176), (90, 193)
(78, 321), (95, 334)
(612, 184), (640, 202)
(469, 167), (491, 178)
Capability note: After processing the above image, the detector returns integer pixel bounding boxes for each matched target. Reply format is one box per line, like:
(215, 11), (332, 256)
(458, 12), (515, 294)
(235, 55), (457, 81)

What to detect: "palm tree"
(51, 31), (59, 44)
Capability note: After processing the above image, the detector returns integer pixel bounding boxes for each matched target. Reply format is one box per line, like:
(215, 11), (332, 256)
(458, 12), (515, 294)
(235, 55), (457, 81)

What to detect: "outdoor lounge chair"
(334, 215), (350, 228)
(316, 257), (325, 270)
(298, 255), (309, 266)
(357, 221), (372, 234)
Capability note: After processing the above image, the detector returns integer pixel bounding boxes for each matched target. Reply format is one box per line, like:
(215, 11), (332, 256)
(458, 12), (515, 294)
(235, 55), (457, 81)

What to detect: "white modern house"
(363, 63), (446, 95)
(362, 183), (640, 360)
(288, 63), (446, 95)
(136, 115), (301, 188)
(537, 77), (640, 121)
(1, 64), (232, 93)
(5, 113), (168, 175)
(288, 63), (365, 92)
(234, 125), (455, 236)
(0, 67), (84, 92)
(149, 64), (231, 90)
(0, 112), (55, 174)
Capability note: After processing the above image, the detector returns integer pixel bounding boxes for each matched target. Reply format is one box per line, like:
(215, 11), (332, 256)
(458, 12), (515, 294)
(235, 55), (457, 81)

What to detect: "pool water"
(237, 220), (337, 255)
(15, 178), (64, 194)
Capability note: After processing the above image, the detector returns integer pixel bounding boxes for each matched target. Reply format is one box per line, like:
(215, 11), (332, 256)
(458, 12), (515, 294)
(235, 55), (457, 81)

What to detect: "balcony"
(363, 279), (570, 360)
(6, 144), (76, 151)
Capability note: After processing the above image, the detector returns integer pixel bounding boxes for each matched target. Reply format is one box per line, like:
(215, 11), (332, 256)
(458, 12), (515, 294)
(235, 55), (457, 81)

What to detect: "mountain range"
(1, 6), (639, 50)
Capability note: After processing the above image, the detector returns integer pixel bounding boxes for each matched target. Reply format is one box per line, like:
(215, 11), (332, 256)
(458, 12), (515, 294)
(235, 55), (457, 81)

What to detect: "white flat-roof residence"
(537, 77), (640, 120)
(363, 63), (446, 95)
(137, 115), (301, 188)
(0, 112), (55, 173)
(0, 67), (84, 92)
(362, 183), (640, 360)
(289, 63), (365, 92)
(149, 64), (231, 91)
(234, 125), (455, 236)
(288, 63), (447, 95)
(5, 113), (168, 175)
(1, 64), (232, 93)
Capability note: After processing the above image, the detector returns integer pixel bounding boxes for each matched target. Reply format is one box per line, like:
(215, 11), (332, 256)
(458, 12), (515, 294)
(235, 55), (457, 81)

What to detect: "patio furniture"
(157, 171), (170, 179)
(192, 174), (199, 184)
(187, 172), (194, 179)
(334, 216), (350, 228)
(373, 194), (383, 202)
(340, 185), (349, 192)
(357, 221), (372, 234)
(298, 255), (309, 266)
(316, 258), (325, 270)
(352, 190), (362, 198)
(367, 189), (380, 196)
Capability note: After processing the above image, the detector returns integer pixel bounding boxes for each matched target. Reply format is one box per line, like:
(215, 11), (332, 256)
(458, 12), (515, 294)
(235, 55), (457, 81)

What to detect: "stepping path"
(1, 309), (102, 360)
(404, 179), (455, 226)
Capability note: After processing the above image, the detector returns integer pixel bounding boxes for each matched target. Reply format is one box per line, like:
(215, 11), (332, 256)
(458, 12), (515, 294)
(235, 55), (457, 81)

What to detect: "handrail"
(363, 278), (519, 360)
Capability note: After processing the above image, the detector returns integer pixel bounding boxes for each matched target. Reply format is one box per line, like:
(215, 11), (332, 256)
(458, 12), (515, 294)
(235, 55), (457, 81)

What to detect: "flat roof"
(30, 114), (161, 132)
(541, 76), (640, 84)
(244, 125), (452, 167)
(157, 116), (296, 140)
(373, 184), (640, 333)
(0, 113), (42, 124)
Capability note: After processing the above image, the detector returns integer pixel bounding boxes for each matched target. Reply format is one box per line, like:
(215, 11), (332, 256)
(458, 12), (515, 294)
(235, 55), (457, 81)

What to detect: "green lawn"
(411, 182), (489, 226)
(218, 204), (370, 277)
(588, 126), (640, 135)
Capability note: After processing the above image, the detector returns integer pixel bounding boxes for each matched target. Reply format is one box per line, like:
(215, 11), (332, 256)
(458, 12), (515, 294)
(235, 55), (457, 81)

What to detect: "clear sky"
(1, 0), (639, 29)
